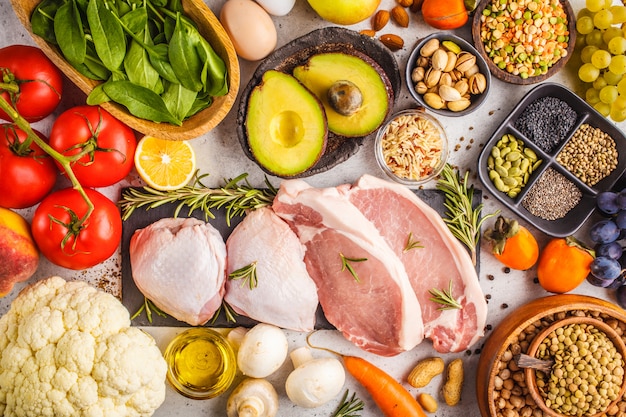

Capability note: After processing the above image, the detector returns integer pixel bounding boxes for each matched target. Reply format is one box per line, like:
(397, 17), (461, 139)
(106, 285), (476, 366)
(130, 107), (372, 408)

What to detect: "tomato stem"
(0, 81), (19, 94)
(0, 94), (94, 227)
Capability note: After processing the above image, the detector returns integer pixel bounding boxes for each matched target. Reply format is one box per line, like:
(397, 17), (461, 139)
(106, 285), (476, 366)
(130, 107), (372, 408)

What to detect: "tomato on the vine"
(0, 124), (58, 209)
(31, 188), (122, 270)
(49, 105), (137, 187)
(0, 45), (63, 122)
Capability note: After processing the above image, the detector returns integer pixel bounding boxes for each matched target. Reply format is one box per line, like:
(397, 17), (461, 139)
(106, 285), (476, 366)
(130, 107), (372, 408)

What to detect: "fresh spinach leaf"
(148, 43), (179, 84)
(124, 32), (163, 93)
(86, 82), (111, 105)
(169, 13), (203, 92)
(31, 0), (61, 44)
(187, 90), (213, 118)
(87, 0), (126, 71)
(196, 36), (228, 97)
(162, 81), (197, 121)
(120, 7), (148, 34)
(54, 0), (86, 65)
(103, 80), (182, 125)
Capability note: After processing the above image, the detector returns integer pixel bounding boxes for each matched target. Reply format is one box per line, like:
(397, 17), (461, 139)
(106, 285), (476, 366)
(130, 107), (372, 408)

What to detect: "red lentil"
(479, 0), (570, 79)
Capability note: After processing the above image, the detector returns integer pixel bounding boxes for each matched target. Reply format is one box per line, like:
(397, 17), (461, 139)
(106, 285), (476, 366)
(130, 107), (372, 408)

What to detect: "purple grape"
(590, 256), (622, 280)
(607, 275), (626, 289)
(616, 210), (626, 230)
(617, 190), (626, 210)
(597, 191), (620, 215)
(589, 219), (621, 244)
(587, 274), (616, 288)
(596, 242), (623, 260)
(617, 285), (626, 309)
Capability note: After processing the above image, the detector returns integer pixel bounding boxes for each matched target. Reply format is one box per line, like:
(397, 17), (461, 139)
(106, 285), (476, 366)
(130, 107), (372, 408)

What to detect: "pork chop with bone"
(272, 175), (487, 356)
(129, 217), (227, 326)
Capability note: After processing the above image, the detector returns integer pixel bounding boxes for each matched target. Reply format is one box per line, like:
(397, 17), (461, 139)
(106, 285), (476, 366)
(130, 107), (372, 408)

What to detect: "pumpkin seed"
(486, 133), (544, 198)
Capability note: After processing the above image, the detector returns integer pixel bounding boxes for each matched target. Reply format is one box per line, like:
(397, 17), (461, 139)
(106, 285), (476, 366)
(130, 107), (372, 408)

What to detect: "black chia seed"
(521, 167), (582, 220)
(514, 96), (578, 154)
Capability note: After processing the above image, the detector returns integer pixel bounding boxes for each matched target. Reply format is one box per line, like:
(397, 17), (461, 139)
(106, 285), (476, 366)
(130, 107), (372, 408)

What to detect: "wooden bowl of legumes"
(471, 0), (576, 84)
(525, 316), (626, 417)
(476, 294), (626, 417)
(10, 0), (240, 140)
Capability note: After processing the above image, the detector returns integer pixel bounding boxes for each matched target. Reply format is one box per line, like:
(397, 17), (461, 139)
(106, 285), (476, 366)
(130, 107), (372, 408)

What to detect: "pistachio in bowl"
(406, 33), (491, 117)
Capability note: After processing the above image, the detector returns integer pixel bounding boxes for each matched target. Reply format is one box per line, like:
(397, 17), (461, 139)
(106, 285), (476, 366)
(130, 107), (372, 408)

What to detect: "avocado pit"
(327, 80), (363, 116)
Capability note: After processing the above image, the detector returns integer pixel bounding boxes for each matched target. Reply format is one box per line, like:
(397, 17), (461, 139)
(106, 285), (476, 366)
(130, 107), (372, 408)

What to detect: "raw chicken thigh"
(224, 207), (318, 331)
(129, 217), (227, 326)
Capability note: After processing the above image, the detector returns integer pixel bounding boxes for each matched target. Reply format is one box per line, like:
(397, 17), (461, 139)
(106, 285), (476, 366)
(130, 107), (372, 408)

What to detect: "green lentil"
(535, 322), (624, 417)
(556, 123), (619, 187)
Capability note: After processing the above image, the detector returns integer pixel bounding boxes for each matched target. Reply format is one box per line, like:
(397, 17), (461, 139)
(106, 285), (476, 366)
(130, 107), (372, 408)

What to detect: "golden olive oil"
(164, 328), (236, 399)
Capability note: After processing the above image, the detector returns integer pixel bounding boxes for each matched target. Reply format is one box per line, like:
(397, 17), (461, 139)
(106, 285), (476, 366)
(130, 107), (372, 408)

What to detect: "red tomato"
(0, 124), (58, 208)
(49, 105), (137, 187)
(0, 45), (63, 122)
(31, 188), (122, 270)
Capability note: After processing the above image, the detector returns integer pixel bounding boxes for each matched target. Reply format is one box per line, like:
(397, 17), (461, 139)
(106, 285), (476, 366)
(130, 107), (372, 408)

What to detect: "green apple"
(307, 0), (381, 25)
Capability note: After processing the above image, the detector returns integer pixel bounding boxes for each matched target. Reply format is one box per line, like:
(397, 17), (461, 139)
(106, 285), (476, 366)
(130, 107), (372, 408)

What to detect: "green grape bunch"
(576, 0), (626, 122)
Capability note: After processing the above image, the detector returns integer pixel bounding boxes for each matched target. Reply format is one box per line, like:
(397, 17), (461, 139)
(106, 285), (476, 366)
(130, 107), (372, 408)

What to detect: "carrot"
(342, 355), (428, 417)
(306, 332), (427, 417)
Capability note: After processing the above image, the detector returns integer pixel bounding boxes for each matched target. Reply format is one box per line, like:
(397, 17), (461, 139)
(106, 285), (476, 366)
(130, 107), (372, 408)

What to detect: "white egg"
(220, 0), (278, 61)
(255, 0), (296, 16)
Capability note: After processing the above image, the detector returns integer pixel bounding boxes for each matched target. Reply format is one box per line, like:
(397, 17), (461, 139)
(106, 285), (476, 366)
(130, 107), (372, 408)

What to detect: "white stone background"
(1, 0), (625, 415)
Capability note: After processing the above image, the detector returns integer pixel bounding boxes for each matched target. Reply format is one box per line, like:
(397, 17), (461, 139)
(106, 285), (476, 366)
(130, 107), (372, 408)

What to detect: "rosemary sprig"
(436, 164), (500, 266)
(131, 297), (168, 323)
(210, 301), (238, 324)
(403, 232), (423, 252)
(119, 172), (277, 225)
(429, 281), (462, 310)
(229, 261), (258, 290)
(340, 253), (368, 283)
(332, 390), (364, 417)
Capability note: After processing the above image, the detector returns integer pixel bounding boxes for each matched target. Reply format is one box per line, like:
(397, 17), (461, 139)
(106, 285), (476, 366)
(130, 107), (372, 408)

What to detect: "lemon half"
(134, 136), (196, 191)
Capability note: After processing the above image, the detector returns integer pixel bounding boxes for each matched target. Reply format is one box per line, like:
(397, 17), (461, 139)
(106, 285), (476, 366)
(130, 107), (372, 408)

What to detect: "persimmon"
(484, 216), (539, 271)
(537, 237), (595, 294)
(421, 0), (469, 30)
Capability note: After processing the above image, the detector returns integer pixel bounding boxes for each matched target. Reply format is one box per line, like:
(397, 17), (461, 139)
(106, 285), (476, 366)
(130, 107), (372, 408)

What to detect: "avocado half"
(245, 70), (328, 177)
(293, 52), (391, 137)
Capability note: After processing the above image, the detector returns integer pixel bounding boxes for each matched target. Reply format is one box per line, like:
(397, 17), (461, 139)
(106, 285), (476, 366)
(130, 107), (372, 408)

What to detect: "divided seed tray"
(477, 83), (626, 237)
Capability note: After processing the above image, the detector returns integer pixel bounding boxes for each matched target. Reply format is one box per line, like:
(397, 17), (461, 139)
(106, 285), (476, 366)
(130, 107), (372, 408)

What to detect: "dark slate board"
(121, 188), (481, 328)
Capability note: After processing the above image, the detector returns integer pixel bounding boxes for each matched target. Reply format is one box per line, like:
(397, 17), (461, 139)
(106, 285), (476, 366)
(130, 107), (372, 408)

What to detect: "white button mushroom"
(226, 378), (279, 417)
(285, 346), (346, 408)
(227, 324), (289, 378)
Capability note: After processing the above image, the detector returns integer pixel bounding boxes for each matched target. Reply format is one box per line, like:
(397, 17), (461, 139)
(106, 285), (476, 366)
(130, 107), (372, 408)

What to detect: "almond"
(372, 10), (390, 31)
(391, 6), (409, 27)
(379, 34), (404, 51)
(410, 0), (424, 12)
(397, 0), (414, 6)
(359, 29), (376, 37)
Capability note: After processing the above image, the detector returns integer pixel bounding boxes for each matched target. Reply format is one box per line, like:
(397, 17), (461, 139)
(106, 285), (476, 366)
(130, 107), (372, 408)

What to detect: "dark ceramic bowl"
(477, 83), (626, 237)
(405, 32), (491, 117)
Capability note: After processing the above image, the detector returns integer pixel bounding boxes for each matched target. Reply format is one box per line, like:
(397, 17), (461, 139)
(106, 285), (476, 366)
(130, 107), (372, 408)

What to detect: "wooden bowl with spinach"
(11, 0), (240, 140)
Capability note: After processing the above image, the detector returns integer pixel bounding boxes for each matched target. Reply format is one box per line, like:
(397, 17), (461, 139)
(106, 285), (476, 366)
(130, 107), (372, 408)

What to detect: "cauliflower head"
(0, 276), (167, 417)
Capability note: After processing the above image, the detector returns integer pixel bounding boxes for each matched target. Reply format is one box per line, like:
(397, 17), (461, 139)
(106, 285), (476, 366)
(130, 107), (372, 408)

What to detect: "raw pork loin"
(130, 217), (227, 326)
(273, 175), (487, 356)
(224, 207), (318, 331)
(348, 175), (487, 353)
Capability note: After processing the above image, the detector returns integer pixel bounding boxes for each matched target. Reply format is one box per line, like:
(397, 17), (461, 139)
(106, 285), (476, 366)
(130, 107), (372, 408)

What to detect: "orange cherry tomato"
(537, 237), (595, 294)
(484, 216), (539, 271)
